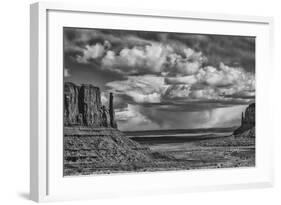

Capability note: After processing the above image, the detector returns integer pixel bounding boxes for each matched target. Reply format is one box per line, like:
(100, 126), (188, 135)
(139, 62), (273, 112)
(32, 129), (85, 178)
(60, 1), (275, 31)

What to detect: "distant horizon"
(122, 126), (238, 133)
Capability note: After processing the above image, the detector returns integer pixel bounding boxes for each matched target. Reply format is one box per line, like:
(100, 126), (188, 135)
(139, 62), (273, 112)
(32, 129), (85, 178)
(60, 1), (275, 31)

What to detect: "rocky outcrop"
(64, 127), (153, 175)
(64, 82), (117, 128)
(234, 103), (255, 137)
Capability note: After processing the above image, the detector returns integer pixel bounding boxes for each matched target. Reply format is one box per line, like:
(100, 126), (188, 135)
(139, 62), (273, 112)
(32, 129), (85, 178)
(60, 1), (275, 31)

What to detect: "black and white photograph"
(63, 27), (255, 176)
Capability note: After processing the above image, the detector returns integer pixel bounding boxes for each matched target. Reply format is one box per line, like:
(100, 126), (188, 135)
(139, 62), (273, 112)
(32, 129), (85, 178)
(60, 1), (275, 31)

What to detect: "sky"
(63, 27), (255, 131)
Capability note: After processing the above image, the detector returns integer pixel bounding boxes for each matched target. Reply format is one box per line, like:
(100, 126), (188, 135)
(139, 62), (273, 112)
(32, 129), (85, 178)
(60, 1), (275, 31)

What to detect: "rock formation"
(64, 82), (117, 128)
(109, 93), (117, 128)
(64, 82), (153, 175)
(234, 103), (255, 137)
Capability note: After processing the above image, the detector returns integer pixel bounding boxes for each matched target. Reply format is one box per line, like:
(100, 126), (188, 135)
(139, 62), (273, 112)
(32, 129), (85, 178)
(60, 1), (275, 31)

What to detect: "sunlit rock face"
(64, 82), (117, 128)
(64, 82), (80, 125)
(78, 84), (102, 126)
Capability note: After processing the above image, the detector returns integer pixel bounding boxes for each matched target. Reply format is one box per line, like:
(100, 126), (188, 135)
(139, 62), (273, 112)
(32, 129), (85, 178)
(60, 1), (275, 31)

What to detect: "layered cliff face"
(234, 103), (255, 137)
(64, 82), (117, 128)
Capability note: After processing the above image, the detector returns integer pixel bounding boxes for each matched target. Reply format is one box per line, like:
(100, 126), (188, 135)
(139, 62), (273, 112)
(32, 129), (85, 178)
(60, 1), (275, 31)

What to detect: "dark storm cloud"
(64, 27), (255, 73)
(223, 93), (255, 100)
(140, 98), (253, 112)
(168, 33), (255, 73)
(64, 27), (152, 53)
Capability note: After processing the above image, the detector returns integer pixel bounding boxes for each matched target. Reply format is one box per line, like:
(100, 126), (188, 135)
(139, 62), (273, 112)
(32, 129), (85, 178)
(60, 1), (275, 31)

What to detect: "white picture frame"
(30, 2), (274, 202)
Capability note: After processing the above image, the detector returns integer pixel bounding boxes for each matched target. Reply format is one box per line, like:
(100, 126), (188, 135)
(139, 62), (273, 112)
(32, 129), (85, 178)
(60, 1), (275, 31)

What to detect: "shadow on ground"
(17, 192), (29, 200)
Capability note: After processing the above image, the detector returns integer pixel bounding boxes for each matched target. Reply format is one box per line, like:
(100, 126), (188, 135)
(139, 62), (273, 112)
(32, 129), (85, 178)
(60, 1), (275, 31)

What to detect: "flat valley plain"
(125, 128), (255, 172)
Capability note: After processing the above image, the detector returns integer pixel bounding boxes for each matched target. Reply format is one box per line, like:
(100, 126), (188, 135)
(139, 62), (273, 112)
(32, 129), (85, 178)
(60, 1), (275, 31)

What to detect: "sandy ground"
(64, 135), (255, 175)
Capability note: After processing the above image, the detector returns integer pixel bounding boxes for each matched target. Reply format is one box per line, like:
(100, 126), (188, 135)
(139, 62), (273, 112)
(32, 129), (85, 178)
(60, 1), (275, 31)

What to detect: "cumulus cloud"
(69, 36), (254, 106)
(164, 63), (255, 102)
(101, 43), (207, 77)
(102, 43), (170, 74)
(70, 36), (206, 77)
(76, 42), (110, 63)
(106, 75), (166, 103)
(106, 62), (255, 107)
(166, 63), (254, 88)
(197, 63), (255, 88)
